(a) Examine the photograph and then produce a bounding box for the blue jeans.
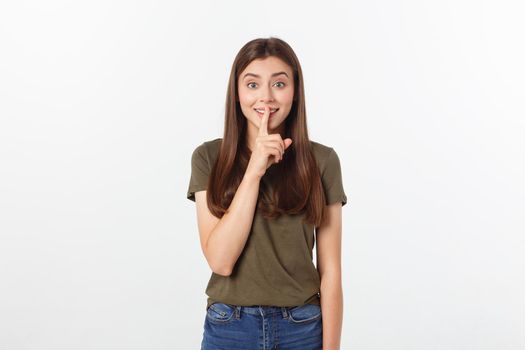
[201,302,323,350]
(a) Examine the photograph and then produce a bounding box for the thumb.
[283,138,293,150]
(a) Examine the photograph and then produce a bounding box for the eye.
[247,81,286,89]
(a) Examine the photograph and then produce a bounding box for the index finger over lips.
[258,106,270,137]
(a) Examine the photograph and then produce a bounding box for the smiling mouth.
[254,108,279,116]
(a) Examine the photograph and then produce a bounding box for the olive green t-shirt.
[187,138,348,310]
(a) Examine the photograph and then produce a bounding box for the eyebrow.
[242,71,289,80]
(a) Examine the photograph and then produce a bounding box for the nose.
[258,84,274,103]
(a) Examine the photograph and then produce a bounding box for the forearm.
[206,171,261,275]
[320,275,343,350]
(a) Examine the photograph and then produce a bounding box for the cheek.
[277,88,294,105]
[237,94,255,119]
[238,89,255,107]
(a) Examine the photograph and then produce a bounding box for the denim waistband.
[212,303,321,319]
[238,305,291,316]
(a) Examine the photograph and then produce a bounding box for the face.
[237,56,295,142]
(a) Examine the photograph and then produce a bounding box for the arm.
[316,202,344,350]
[193,108,288,277]
[195,171,262,276]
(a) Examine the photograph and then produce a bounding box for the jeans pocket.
[206,302,236,324]
[287,304,322,324]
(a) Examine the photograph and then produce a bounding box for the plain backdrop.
[0,0,524,349]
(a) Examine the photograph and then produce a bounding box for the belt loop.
[281,306,288,319]
[235,305,241,319]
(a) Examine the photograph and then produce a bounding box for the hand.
[246,106,293,179]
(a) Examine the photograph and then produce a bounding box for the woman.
[187,37,348,350]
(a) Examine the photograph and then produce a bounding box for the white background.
[1,0,524,349]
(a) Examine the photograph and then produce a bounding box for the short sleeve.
[186,143,210,202]
[321,148,348,207]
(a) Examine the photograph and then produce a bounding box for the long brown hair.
[207,37,326,227]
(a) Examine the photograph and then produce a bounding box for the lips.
[254,108,279,117]
[254,109,278,118]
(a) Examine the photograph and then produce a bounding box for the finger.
[258,106,270,137]
[271,148,281,163]
[270,139,284,158]
[262,141,283,160]
[268,135,285,155]
[267,144,283,161]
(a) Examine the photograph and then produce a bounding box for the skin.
[194,55,344,350]
[237,56,294,152]
[238,60,343,349]
[317,201,344,350]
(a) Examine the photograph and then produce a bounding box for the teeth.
[255,108,278,113]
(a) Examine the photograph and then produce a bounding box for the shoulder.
[309,140,340,174]
[204,137,222,149]
[190,138,222,172]
[309,140,335,159]
[192,137,222,158]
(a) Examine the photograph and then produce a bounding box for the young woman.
[187,37,348,350]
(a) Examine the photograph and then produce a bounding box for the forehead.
[240,56,293,78]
